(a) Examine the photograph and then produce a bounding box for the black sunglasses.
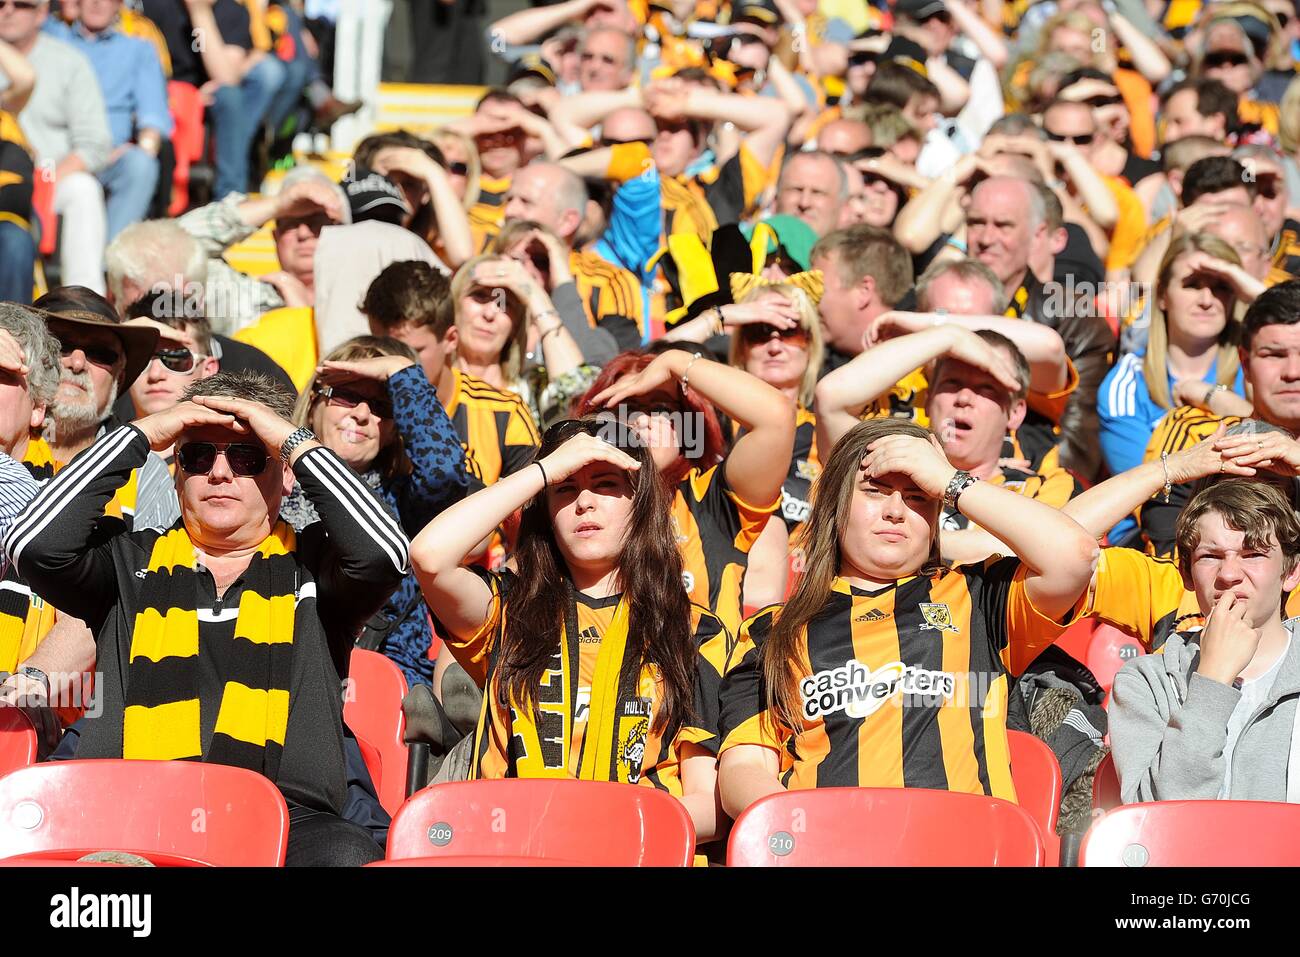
[60,342,122,368]
[152,347,200,374]
[0,1,39,10]
[1204,50,1250,69]
[446,161,469,176]
[1082,94,1124,109]
[920,10,952,23]
[313,383,394,419]
[1046,130,1095,145]
[177,442,269,477]
[741,323,808,344]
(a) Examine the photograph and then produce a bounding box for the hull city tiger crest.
[918,602,958,632]
[616,698,652,784]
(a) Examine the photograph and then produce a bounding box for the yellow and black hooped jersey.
[1237,97,1280,137]
[779,406,820,533]
[1271,218,1300,282]
[0,110,33,234]
[671,461,778,640]
[734,406,820,533]
[454,570,730,795]
[569,248,645,346]
[1000,0,1035,34]
[685,142,775,229]
[1136,405,1243,555]
[468,174,510,252]
[1161,0,1203,39]
[718,560,1081,798]
[444,368,541,491]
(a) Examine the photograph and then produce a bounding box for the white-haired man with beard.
[30,286,177,532]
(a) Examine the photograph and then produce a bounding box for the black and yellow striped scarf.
[124,523,298,776]
[475,587,654,783]
[1004,282,1031,319]
[19,435,55,482]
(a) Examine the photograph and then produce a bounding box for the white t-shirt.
[1219,634,1290,799]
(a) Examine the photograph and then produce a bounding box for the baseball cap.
[343,168,412,225]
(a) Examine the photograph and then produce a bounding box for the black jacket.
[6,426,409,813]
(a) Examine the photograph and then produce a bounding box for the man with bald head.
[578,26,634,92]
[1204,204,1273,287]
[775,151,848,239]
[965,175,1115,478]
[502,160,643,347]
[601,107,657,146]
[816,119,873,158]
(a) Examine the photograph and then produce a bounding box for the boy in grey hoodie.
[1109,480,1300,803]
[1050,419,1300,803]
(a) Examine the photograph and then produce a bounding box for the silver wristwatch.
[280,426,316,465]
[16,666,49,698]
[942,470,979,512]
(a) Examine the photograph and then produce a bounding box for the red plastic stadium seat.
[1053,617,1094,664]
[0,760,289,866]
[0,709,38,777]
[345,648,409,816]
[1081,800,1300,866]
[1092,751,1122,812]
[727,787,1046,866]
[1086,623,1147,694]
[167,80,206,215]
[386,779,695,866]
[366,854,582,867]
[1007,730,1062,864]
[30,171,55,257]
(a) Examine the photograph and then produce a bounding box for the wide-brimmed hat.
[33,305,160,388]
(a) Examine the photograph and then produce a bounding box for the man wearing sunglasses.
[151,166,349,335]
[1042,98,1146,280]
[0,304,87,754]
[6,371,409,865]
[1,0,112,292]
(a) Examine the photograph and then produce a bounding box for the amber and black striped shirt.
[670,461,778,640]
[569,248,644,349]
[444,368,541,491]
[450,569,730,796]
[719,559,1077,799]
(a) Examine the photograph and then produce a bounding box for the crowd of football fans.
[0,0,1299,864]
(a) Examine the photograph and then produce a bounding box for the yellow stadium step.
[372,82,487,135]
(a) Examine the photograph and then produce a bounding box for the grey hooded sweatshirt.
[1109,619,1300,803]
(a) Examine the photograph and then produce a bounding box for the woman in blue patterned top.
[287,336,467,686]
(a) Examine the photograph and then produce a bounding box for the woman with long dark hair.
[411,419,728,840]
[717,417,1099,816]
[576,347,796,637]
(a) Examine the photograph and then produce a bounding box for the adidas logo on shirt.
[854,608,891,623]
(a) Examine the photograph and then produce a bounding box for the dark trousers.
[286,803,383,867]
[0,220,35,303]
[408,0,485,84]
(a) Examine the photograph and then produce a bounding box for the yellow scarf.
[123,523,297,772]
[480,593,654,783]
